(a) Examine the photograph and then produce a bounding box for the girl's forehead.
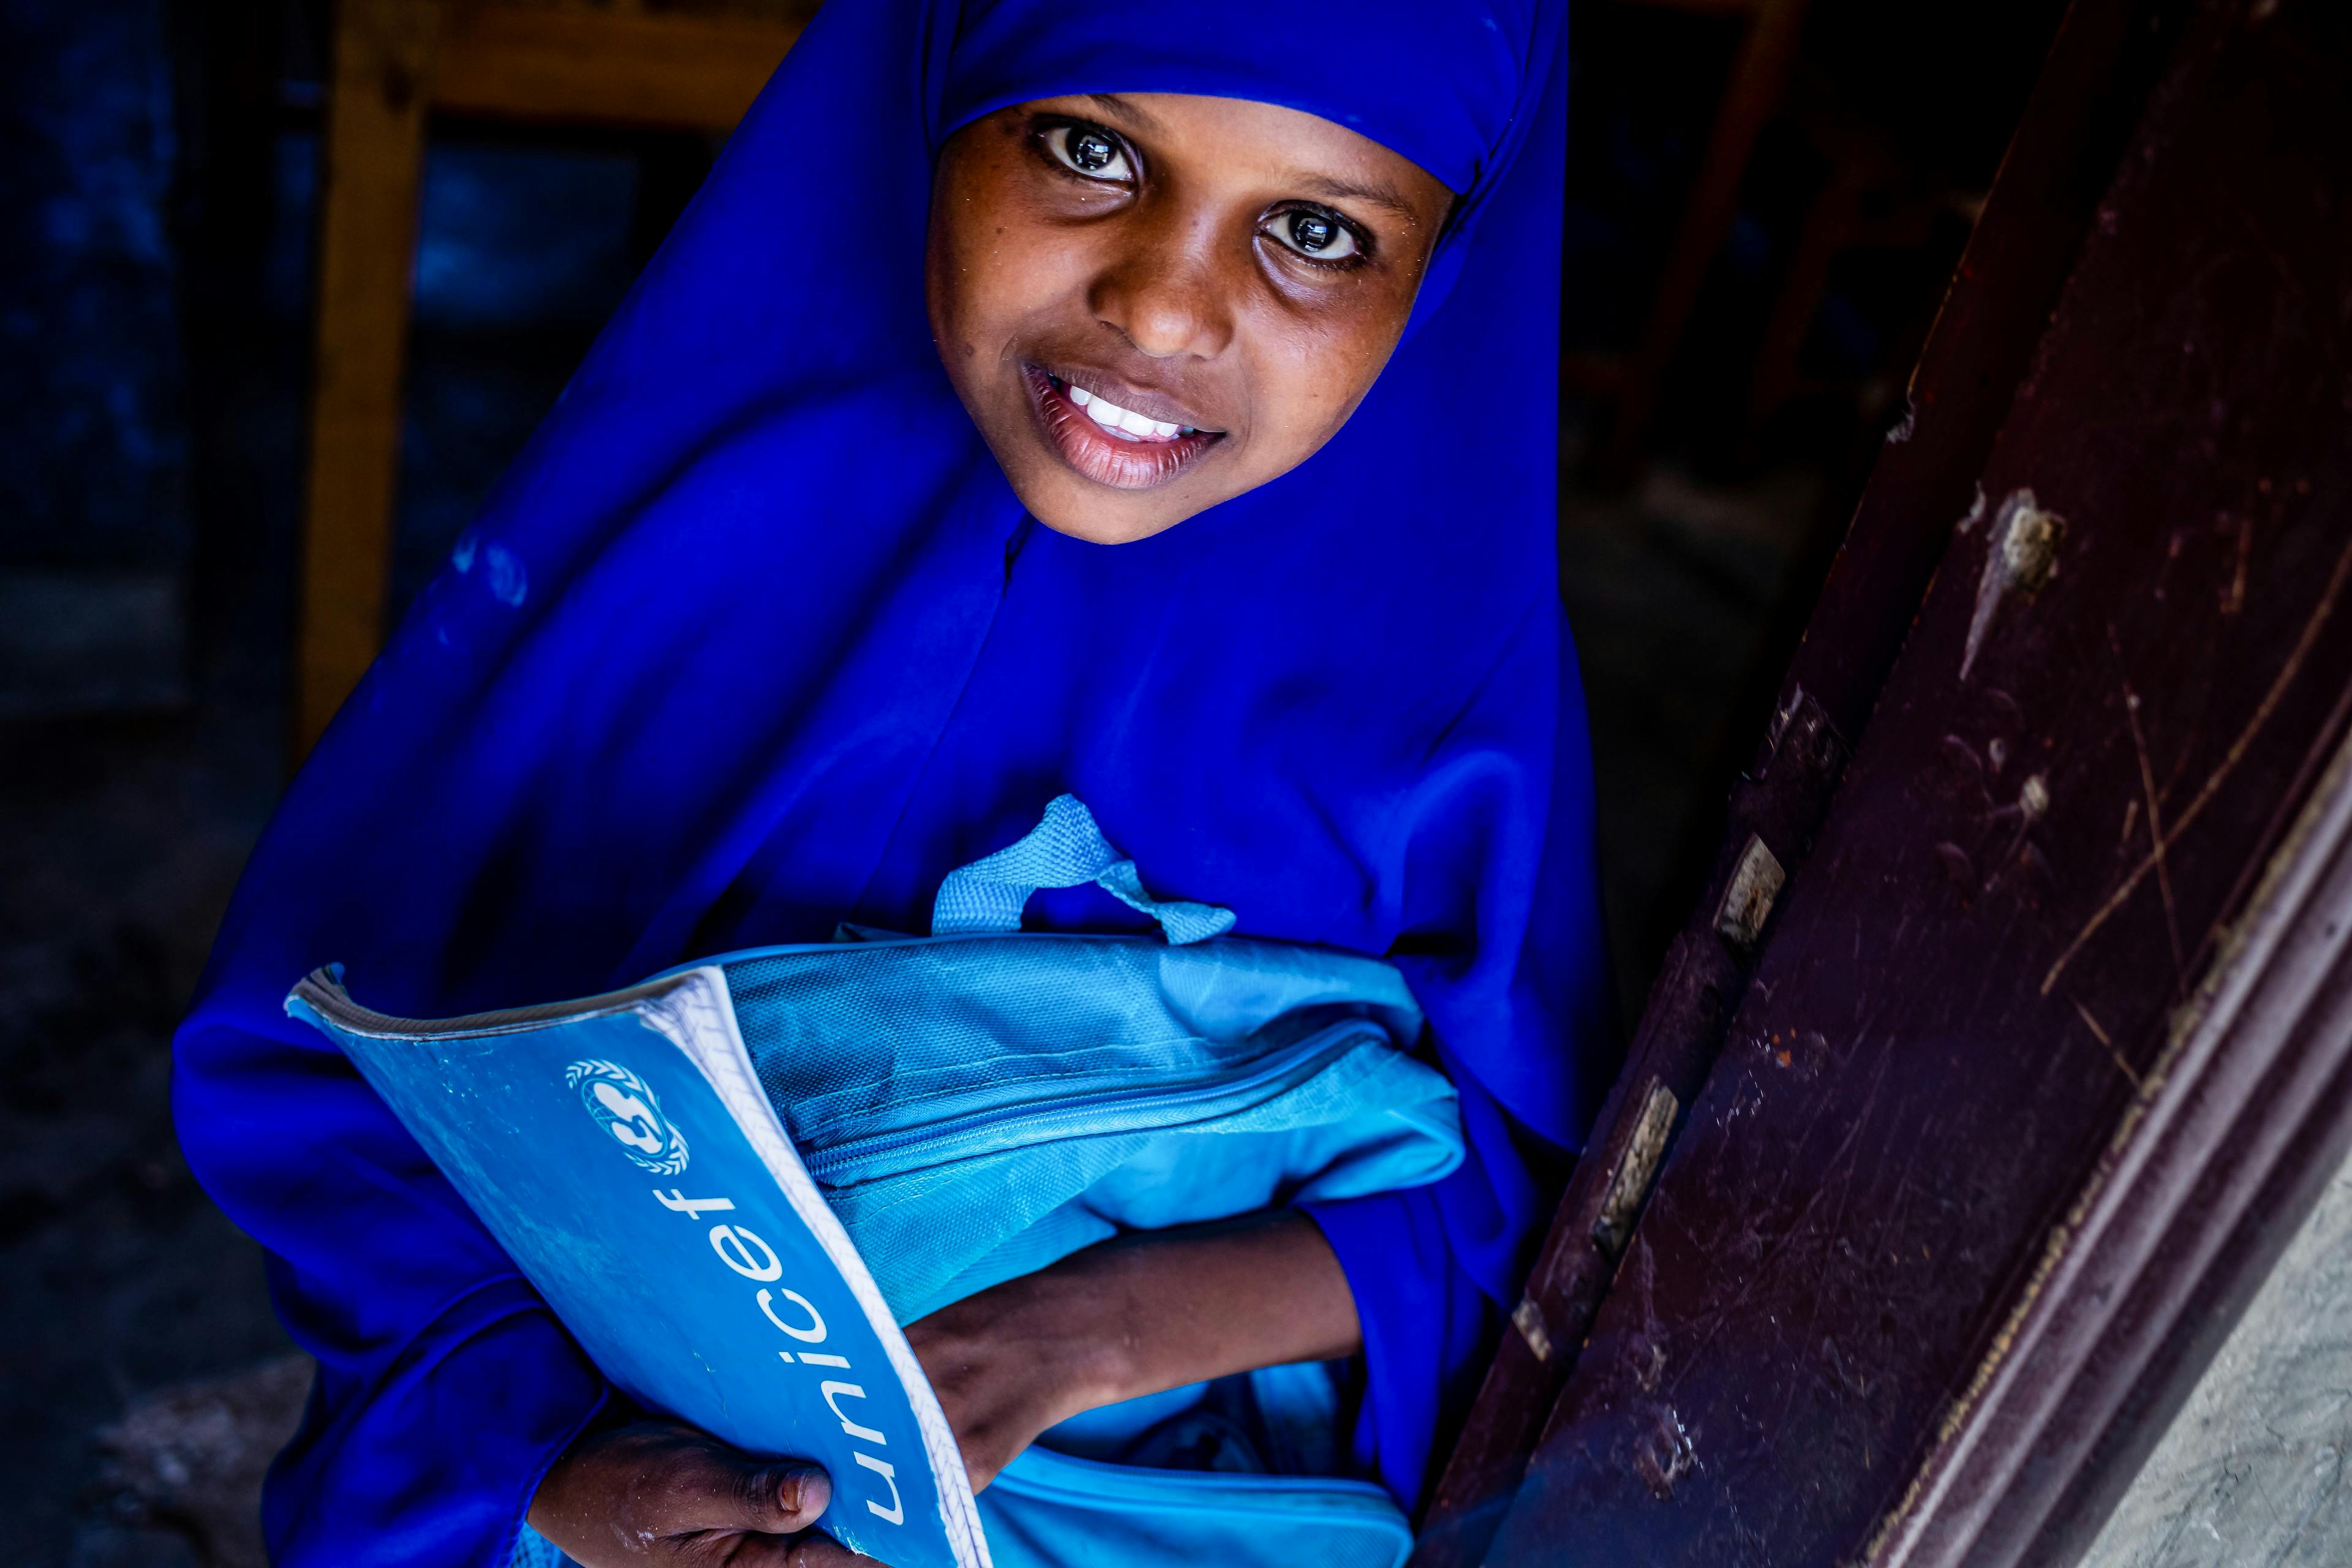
[940,1,1540,196]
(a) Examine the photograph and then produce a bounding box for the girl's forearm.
[903,1207,1360,1489]
[1063,1208,1362,1403]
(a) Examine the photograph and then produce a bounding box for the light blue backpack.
[507,796,1463,1568]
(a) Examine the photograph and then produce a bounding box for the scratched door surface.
[1474,2,2352,1563]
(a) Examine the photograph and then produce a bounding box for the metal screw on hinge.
[1715,834,1787,952]
[1591,1079,1682,1258]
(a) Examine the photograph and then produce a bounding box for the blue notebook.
[290,963,988,1568]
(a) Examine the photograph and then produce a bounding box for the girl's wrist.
[1016,1246,1156,1418]
[927,1208,1361,1457]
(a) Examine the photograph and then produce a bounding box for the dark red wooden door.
[1428,2,2352,1562]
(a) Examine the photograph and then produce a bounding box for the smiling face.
[926,92,1455,545]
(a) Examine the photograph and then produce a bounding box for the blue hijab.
[173,1,1610,1560]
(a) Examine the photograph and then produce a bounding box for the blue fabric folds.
[930,794,1236,944]
[171,1,1615,1562]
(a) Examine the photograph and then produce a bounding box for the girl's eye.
[1046,124,1134,182]
[1268,208,1362,263]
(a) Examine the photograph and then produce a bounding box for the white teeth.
[1066,381,1191,441]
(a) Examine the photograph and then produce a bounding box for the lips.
[1023,364,1224,491]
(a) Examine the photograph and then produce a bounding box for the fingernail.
[780,1463,830,1514]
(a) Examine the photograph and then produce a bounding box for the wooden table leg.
[294,0,443,760]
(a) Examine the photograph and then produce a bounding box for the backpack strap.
[930,795,1237,946]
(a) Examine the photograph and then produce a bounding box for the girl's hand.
[906,1208,1361,1492]
[528,1421,863,1566]
[529,1209,1359,1561]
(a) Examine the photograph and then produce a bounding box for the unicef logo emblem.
[565,1060,690,1175]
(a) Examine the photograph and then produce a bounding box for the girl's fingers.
[771,1532,870,1567]
[716,1525,869,1567]
[662,1452,831,1537]
[748,1458,834,1535]
[529,1422,844,1567]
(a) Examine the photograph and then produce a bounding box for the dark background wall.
[0,1,2065,1561]
[2,0,192,714]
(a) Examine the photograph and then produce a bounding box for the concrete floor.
[2083,1156,2352,1567]
[1,703,295,1566]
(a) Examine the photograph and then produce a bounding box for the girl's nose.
[1088,207,1236,361]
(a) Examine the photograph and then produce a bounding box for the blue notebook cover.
[287,965,989,1568]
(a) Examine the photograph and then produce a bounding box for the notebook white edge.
[644,967,993,1568]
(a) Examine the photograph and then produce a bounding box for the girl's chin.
[1022,366,1224,492]
[1023,508,1190,546]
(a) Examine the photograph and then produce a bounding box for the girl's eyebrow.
[1292,173,1422,225]
[1085,93,1167,134]
[1080,94,1422,226]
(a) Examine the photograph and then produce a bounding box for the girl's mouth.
[1022,365,1224,491]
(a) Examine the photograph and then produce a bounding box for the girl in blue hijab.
[173,1,1613,1562]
